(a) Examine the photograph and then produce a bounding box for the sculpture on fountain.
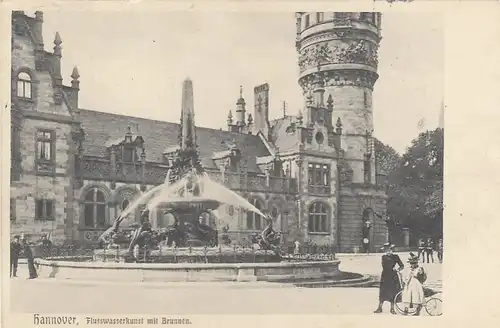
[251,213,282,254]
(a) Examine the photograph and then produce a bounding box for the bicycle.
[393,271,442,316]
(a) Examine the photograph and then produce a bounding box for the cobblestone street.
[10,253,442,315]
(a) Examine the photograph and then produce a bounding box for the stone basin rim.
[35,258,340,270]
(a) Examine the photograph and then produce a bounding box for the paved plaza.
[10,253,442,315]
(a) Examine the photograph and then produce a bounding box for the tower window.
[308,163,331,194]
[304,14,310,28]
[316,12,324,23]
[364,160,372,184]
[17,72,32,99]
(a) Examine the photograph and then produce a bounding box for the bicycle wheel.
[394,291,418,315]
[425,297,443,316]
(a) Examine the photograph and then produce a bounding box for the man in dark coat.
[374,243,404,314]
[23,239,38,279]
[10,235,21,277]
[417,238,426,261]
[425,238,435,263]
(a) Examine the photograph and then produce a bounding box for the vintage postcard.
[1,1,499,328]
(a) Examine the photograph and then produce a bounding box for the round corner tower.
[296,12,381,184]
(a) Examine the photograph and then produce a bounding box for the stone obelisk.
[180,78,197,151]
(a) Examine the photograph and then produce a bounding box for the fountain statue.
[251,213,282,254]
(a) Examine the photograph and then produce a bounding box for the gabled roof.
[78,109,271,172]
[268,116,301,153]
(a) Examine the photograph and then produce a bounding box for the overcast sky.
[38,11,443,153]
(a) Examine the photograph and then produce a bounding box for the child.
[402,253,426,315]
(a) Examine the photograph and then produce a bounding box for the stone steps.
[293,275,376,288]
[260,271,377,288]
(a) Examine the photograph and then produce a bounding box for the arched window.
[83,188,108,228]
[308,202,329,233]
[17,72,32,99]
[247,199,263,230]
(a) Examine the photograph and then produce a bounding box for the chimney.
[252,83,270,135]
[33,11,45,70]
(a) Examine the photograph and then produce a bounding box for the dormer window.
[17,72,32,99]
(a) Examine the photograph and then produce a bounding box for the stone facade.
[10,11,388,252]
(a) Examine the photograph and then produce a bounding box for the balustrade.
[79,157,296,193]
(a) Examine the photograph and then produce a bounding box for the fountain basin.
[34,258,341,283]
[93,246,282,263]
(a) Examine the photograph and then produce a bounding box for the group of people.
[375,243,428,316]
[418,237,443,263]
[10,235,38,279]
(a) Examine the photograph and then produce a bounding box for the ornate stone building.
[10,11,388,252]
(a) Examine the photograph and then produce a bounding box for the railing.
[79,157,297,194]
[28,243,336,263]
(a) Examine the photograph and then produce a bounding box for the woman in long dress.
[374,243,404,314]
[402,253,426,315]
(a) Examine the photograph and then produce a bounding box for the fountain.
[33,79,345,285]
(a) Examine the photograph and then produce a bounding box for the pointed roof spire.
[237,85,245,105]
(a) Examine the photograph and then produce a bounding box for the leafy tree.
[388,128,444,239]
[374,138,401,176]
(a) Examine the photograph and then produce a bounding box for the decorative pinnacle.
[54,32,62,46]
[327,94,334,107]
[71,66,80,80]
[336,117,342,128]
[239,85,243,98]
[228,110,233,118]
[35,11,44,21]
[247,113,253,124]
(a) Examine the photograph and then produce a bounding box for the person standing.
[374,243,404,314]
[23,239,38,279]
[40,234,53,258]
[402,253,426,316]
[437,239,443,263]
[10,235,21,277]
[425,238,435,263]
[417,238,426,262]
